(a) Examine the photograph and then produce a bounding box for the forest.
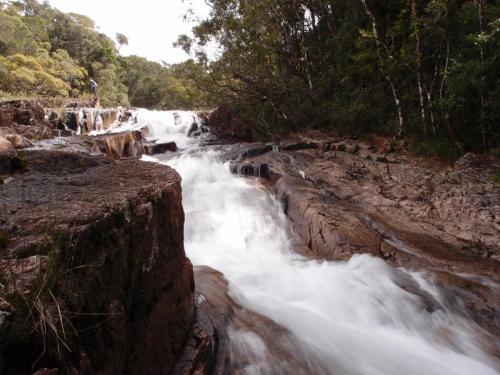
[179,0,500,155]
[0,0,211,109]
[1,0,499,155]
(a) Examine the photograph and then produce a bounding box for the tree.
[116,33,128,52]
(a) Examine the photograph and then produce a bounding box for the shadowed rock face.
[143,141,178,156]
[192,266,328,375]
[0,150,196,374]
[228,136,500,343]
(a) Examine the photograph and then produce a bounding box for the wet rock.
[62,108,123,134]
[28,131,144,160]
[188,122,201,137]
[281,140,320,151]
[0,150,196,374]
[172,303,217,375]
[193,266,328,374]
[0,298,13,330]
[231,162,270,178]
[143,141,178,155]
[84,130,144,159]
[32,369,59,375]
[228,133,500,340]
[240,144,274,159]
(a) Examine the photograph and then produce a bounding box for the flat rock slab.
[1,150,168,255]
[0,150,196,374]
[28,130,144,159]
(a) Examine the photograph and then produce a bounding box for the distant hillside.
[0,0,212,109]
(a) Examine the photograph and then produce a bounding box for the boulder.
[0,128,32,149]
[0,150,197,374]
[0,136,14,152]
[143,141,178,155]
[15,123,53,141]
[83,130,144,159]
[13,109,35,125]
[0,100,45,122]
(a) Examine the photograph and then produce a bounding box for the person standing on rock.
[89,79,98,97]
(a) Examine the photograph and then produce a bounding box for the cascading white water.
[134,110,499,375]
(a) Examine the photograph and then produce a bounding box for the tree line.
[1,0,498,155]
[0,0,211,109]
[179,0,500,154]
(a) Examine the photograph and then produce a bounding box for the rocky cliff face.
[0,150,199,374]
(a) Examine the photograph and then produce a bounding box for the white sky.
[46,0,211,64]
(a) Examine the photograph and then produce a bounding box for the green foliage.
[0,229,9,249]
[409,136,464,160]
[184,0,500,153]
[0,0,210,108]
[492,171,500,185]
[121,56,213,109]
[0,49,85,96]
[10,154,28,172]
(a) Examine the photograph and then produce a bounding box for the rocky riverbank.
[0,103,216,374]
[1,101,499,373]
[226,132,500,349]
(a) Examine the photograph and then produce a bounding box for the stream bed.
[135,110,499,375]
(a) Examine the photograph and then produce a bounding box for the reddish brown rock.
[144,141,178,155]
[84,130,144,159]
[229,134,500,341]
[0,127,33,149]
[191,266,326,374]
[0,150,196,374]
[0,135,14,152]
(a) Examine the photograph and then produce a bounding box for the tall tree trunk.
[410,0,428,135]
[477,0,487,151]
[361,0,405,137]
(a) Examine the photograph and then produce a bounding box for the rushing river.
[126,110,499,375]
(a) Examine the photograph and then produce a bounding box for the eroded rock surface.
[0,101,54,150]
[192,266,328,375]
[228,134,500,341]
[0,150,197,374]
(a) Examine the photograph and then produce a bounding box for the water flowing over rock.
[61,108,124,135]
[138,111,499,374]
[229,134,500,342]
[2,108,499,374]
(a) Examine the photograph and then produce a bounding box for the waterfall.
[136,110,498,375]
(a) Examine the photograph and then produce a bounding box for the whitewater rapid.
[131,110,498,375]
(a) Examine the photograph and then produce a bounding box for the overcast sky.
[46,0,211,64]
